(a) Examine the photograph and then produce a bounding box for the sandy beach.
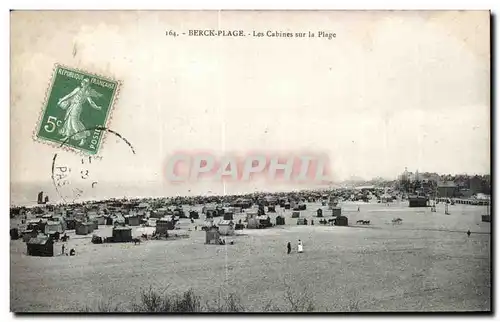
[10,201,491,312]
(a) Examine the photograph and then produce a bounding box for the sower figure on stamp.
[57,78,102,146]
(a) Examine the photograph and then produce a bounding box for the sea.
[10,180,333,207]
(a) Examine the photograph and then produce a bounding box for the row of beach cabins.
[11,193,350,255]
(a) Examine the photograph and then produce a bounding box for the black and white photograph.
[9,8,492,314]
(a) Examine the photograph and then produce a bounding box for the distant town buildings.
[398,168,490,197]
[437,181,458,198]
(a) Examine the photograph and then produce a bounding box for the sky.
[10,11,490,201]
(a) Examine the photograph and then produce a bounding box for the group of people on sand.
[287,240,304,254]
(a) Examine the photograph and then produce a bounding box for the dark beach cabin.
[205,227,221,245]
[112,226,132,242]
[27,235,54,257]
[223,212,234,221]
[275,215,285,225]
[334,216,348,226]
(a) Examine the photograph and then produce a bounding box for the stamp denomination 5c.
[35,65,120,155]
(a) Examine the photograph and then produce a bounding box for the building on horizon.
[437,181,458,198]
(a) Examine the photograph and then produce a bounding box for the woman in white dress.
[297,239,303,253]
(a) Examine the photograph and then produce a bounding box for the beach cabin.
[44,221,64,235]
[105,216,113,226]
[278,198,286,207]
[275,215,285,225]
[201,219,215,231]
[205,227,221,245]
[258,204,266,216]
[87,211,98,219]
[223,212,234,221]
[258,216,272,228]
[50,216,67,230]
[150,208,169,219]
[112,226,133,242]
[27,235,54,257]
[380,194,392,203]
[267,205,276,213]
[65,218,76,230]
[27,219,46,232]
[202,205,216,214]
[189,211,200,219]
[75,222,94,235]
[218,220,235,236]
[292,211,300,218]
[147,218,157,227]
[22,229,38,243]
[229,206,242,214]
[73,211,86,221]
[156,217,175,236]
[408,193,429,207]
[232,198,252,209]
[332,207,342,217]
[262,196,276,206]
[90,219,99,231]
[135,209,148,219]
[125,215,140,226]
[328,198,338,210]
[92,215,105,226]
[297,218,308,225]
[113,215,126,227]
[206,208,218,218]
[246,211,259,229]
[334,216,348,226]
[317,209,323,217]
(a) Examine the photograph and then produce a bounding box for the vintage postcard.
[10,11,491,313]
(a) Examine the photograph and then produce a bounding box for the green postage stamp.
[35,65,120,155]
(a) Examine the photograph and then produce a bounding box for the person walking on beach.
[297,240,303,253]
[287,242,291,254]
[61,244,65,256]
[467,229,471,237]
